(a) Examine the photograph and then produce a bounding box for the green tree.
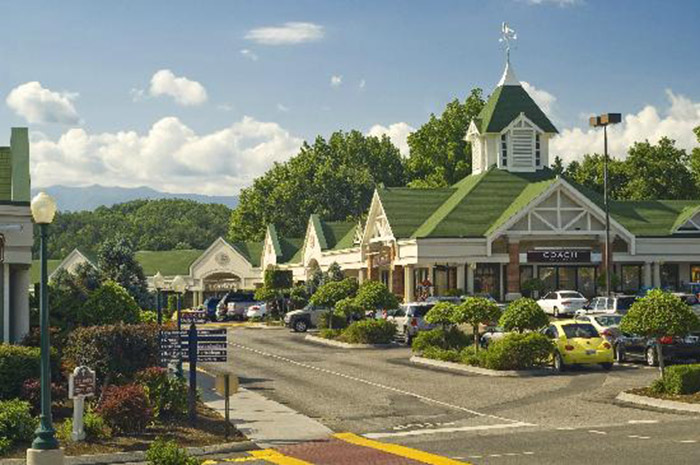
[354,281,398,312]
[452,297,501,352]
[424,302,457,329]
[499,298,549,333]
[78,280,141,326]
[620,289,699,375]
[228,131,405,241]
[563,153,629,200]
[334,297,361,320]
[405,89,485,187]
[551,156,565,176]
[326,262,344,283]
[289,284,309,310]
[98,237,151,308]
[310,278,358,308]
[685,126,700,192]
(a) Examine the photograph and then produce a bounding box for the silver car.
[387,302,436,345]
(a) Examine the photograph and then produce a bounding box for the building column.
[391,265,404,299]
[10,266,30,343]
[2,264,9,343]
[456,264,466,294]
[466,264,475,294]
[506,240,521,301]
[653,262,662,288]
[427,264,435,296]
[643,262,652,288]
[404,265,414,303]
[358,268,365,284]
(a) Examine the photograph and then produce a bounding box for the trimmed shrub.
[317,311,348,330]
[334,297,361,320]
[135,367,188,419]
[97,383,153,434]
[424,302,457,327]
[0,344,60,400]
[412,327,469,353]
[453,297,501,351]
[20,378,68,415]
[340,319,396,344]
[310,278,358,308]
[656,364,700,395]
[354,281,398,311]
[79,280,141,326]
[499,298,549,333]
[63,323,159,386]
[0,399,37,455]
[57,410,112,442]
[422,346,462,363]
[318,328,342,340]
[146,438,200,465]
[460,345,488,367]
[139,310,158,324]
[481,333,554,370]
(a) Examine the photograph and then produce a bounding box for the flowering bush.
[97,384,153,433]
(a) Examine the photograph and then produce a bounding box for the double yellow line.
[240,433,471,465]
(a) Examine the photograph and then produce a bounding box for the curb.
[0,441,257,465]
[616,391,700,414]
[245,324,285,330]
[305,334,397,349]
[409,355,552,377]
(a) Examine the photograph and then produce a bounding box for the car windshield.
[562,323,599,339]
[559,292,584,299]
[594,315,622,327]
[682,295,699,305]
[616,297,636,311]
[408,305,434,317]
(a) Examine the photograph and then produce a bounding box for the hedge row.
[652,364,700,395]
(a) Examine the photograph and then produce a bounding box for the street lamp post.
[28,192,63,465]
[171,275,187,379]
[153,271,165,325]
[589,113,622,297]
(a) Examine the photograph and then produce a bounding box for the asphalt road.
[208,327,700,464]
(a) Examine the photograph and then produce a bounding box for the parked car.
[542,320,614,372]
[574,313,623,342]
[202,297,221,321]
[613,332,700,366]
[480,325,506,348]
[672,293,700,317]
[580,295,637,315]
[215,291,257,321]
[284,304,330,332]
[537,291,588,317]
[386,302,436,345]
[246,302,268,320]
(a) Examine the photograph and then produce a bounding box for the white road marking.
[588,430,607,435]
[364,422,533,439]
[679,440,697,443]
[469,456,483,459]
[523,452,535,455]
[489,454,502,457]
[628,419,658,424]
[504,452,518,456]
[231,342,532,425]
[556,427,575,430]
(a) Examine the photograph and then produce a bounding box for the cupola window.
[500,133,508,167]
[535,134,541,167]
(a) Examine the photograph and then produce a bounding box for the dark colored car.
[614,332,700,366]
[203,297,221,321]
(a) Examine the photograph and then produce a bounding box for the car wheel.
[614,345,626,363]
[553,307,560,318]
[645,347,658,366]
[600,362,613,371]
[293,319,308,333]
[553,352,566,372]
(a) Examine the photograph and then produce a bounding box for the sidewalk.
[196,369,334,449]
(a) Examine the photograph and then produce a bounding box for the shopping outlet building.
[43,61,700,305]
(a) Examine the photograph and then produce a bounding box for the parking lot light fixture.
[29,192,62,458]
[153,271,165,324]
[589,113,622,297]
[172,275,188,378]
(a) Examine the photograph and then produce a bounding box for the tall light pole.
[171,275,188,379]
[153,271,165,325]
[28,192,63,465]
[589,113,622,297]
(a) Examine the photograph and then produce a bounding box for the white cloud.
[359,79,366,90]
[245,22,324,45]
[217,103,234,112]
[521,81,557,116]
[6,81,80,124]
[30,116,303,195]
[240,49,259,61]
[552,89,700,164]
[148,69,208,106]
[368,122,415,156]
[276,103,290,113]
[330,75,342,87]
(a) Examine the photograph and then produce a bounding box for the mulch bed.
[628,387,700,404]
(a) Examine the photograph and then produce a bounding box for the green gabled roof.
[608,200,700,237]
[230,241,264,267]
[135,249,204,276]
[377,187,455,239]
[279,237,304,264]
[332,223,359,251]
[477,85,558,134]
[309,214,328,250]
[266,224,282,257]
[420,168,557,238]
[320,220,355,250]
[0,147,11,201]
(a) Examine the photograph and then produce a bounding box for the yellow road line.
[250,449,314,465]
[334,432,472,465]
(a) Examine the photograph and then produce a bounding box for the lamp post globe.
[153,271,165,324]
[153,271,165,290]
[172,275,187,294]
[31,192,57,224]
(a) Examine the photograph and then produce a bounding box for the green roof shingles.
[320,220,355,250]
[135,249,203,276]
[609,200,700,237]
[477,85,558,134]
[280,238,304,264]
[0,148,11,201]
[377,188,454,239]
[331,223,359,251]
[230,241,264,267]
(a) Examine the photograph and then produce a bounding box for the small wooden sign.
[69,366,96,399]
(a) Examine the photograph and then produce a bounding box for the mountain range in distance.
[31,185,239,212]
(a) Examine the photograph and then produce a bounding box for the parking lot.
[213,327,700,464]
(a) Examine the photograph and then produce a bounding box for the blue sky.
[1,0,699,195]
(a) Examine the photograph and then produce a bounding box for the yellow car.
[543,320,614,372]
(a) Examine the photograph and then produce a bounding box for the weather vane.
[499,22,517,62]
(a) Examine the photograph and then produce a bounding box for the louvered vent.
[511,128,533,169]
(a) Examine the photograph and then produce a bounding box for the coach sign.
[526,249,591,263]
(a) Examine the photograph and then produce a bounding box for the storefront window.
[520,266,534,287]
[558,267,576,290]
[661,264,679,291]
[433,266,457,295]
[538,266,556,292]
[577,267,596,298]
[691,265,700,283]
[474,264,501,300]
[621,265,642,293]
[380,270,390,288]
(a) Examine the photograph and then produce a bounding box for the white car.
[386,302,436,345]
[246,303,267,319]
[574,313,622,342]
[537,291,588,317]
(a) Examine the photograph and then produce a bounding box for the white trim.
[188,236,256,275]
[360,190,396,248]
[49,249,97,281]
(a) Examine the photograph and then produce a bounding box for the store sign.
[69,366,96,399]
[526,249,591,263]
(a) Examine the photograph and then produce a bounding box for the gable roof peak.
[497,58,520,87]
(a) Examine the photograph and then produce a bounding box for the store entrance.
[538,265,597,297]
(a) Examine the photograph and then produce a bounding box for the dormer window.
[500,134,508,167]
[535,134,541,167]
